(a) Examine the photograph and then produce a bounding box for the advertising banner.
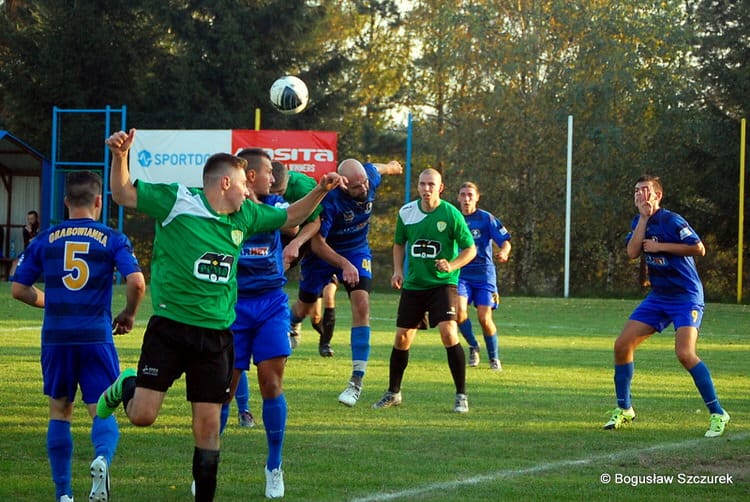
[129,129,337,186]
[232,130,337,181]
[130,130,231,187]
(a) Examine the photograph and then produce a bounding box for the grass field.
[0,282,748,501]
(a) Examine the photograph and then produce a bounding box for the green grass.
[0,282,748,501]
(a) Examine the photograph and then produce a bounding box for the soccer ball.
[269,76,309,115]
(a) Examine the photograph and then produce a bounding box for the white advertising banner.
[129,130,232,187]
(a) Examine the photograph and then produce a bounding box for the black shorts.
[396,285,458,329]
[299,276,371,304]
[136,316,233,403]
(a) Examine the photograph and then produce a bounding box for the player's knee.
[675,347,699,368]
[478,318,495,333]
[128,410,157,427]
[613,336,634,359]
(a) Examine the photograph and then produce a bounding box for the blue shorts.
[457,279,499,309]
[629,294,704,333]
[42,343,120,404]
[299,251,373,297]
[232,289,292,368]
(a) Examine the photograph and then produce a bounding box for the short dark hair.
[236,148,272,173]
[65,171,102,207]
[202,153,247,184]
[271,161,289,190]
[636,174,662,193]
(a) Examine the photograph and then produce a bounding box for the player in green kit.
[97,129,342,501]
[373,168,476,413]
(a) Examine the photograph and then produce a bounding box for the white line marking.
[349,432,749,502]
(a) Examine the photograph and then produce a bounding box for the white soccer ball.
[269,76,309,115]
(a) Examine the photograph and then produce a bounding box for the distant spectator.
[23,210,40,249]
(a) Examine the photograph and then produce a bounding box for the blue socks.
[235,370,250,412]
[615,360,725,415]
[90,415,119,465]
[219,402,230,435]
[614,362,634,410]
[689,361,724,415]
[263,394,287,470]
[220,371,252,434]
[48,419,73,499]
[458,319,479,348]
[351,326,371,380]
[484,333,499,360]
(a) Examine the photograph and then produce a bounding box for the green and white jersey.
[136,181,287,329]
[395,199,474,290]
[286,171,323,222]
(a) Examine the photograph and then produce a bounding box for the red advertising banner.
[231,130,337,181]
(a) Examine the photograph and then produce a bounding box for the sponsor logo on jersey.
[195,253,234,283]
[243,246,270,256]
[645,255,667,267]
[679,227,693,240]
[411,239,440,258]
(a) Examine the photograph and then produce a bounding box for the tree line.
[1,0,747,301]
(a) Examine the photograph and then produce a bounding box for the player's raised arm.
[285,172,344,227]
[105,129,138,208]
[373,160,403,175]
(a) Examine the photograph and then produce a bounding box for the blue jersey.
[13,218,141,346]
[235,194,288,296]
[628,208,703,303]
[459,209,511,285]
[318,162,381,254]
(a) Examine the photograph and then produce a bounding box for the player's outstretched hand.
[105,129,136,157]
[387,160,403,174]
[318,172,346,192]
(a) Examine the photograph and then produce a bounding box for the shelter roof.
[0,130,47,177]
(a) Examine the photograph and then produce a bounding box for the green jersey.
[395,199,474,290]
[136,181,287,329]
[286,171,323,222]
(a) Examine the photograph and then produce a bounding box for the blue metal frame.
[50,106,127,232]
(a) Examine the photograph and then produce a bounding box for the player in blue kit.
[603,175,730,437]
[224,148,297,498]
[11,171,146,502]
[289,158,402,407]
[455,182,511,370]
